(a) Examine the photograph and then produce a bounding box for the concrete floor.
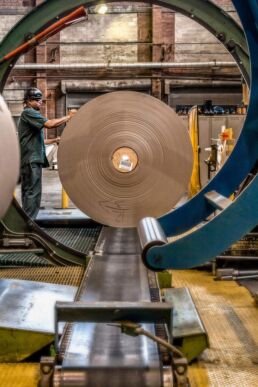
[15,168,90,220]
[16,168,74,209]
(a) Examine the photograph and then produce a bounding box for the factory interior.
[0,0,258,386]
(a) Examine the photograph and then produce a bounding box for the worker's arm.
[44,115,70,129]
[44,109,77,129]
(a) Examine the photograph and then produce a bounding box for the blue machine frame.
[153,0,258,269]
[0,0,257,269]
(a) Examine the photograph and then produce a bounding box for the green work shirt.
[18,107,49,168]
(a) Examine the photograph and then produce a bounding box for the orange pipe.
[0,6,87,64]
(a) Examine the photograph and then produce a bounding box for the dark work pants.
[21,162,42,220]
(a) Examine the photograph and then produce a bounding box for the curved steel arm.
[1,199,88,266]
[159,0,257,236]
[145,0,258,269]
[146,175,258,269]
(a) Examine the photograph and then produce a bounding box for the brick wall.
[0,0,24,8]
[0,0,241,117]
[0,15,24,44]
[152,6,175,62]
[60,14,138,63]
[175,14,233,62]
[137,12,152,62]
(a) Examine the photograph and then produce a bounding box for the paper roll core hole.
[112,146,138,173]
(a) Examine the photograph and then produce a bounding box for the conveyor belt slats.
[60,228,162,387]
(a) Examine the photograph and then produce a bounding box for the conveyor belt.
[59,228,162,387]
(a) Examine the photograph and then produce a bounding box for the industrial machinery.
[0,1,257,386]
[0,0,257,269]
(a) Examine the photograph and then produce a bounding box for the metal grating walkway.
[0,266,84,286]
[172,270,258,387]
[43,226,101,254]
[224,232,258,257]
[0,226,101,267]
[0,252,49,267]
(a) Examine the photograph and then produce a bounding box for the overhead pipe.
[60,80,151,94]
[167,79,241,86]
[14,61,237,70]
[0,6,87,64]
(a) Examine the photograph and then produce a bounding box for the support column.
[35,0,47,118]
[152,5,175,102]
[137,9,152,62]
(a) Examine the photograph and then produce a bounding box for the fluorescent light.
[96,4,108,14]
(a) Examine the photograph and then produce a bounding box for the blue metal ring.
[147,0,258,269]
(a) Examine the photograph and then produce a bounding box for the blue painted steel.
[147,0,258,269]
[159,0,258,236]
[147,176,258,269]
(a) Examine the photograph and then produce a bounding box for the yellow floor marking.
[0,363,39,387]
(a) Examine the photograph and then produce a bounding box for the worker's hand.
[55,136,61,144]
[68,109,77,118]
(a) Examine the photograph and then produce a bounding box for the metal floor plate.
[0,278,77,333]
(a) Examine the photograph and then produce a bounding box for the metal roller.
[138,217,167,268]
[0,95,20,219]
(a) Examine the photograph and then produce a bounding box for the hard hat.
[24,87,43,101]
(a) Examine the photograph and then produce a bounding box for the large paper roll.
[58,91,193,227]
[0,95,20,219]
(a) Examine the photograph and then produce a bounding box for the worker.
[44,136,61,169]
[18,87,74,219]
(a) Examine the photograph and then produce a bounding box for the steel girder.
[0,0,257,269]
